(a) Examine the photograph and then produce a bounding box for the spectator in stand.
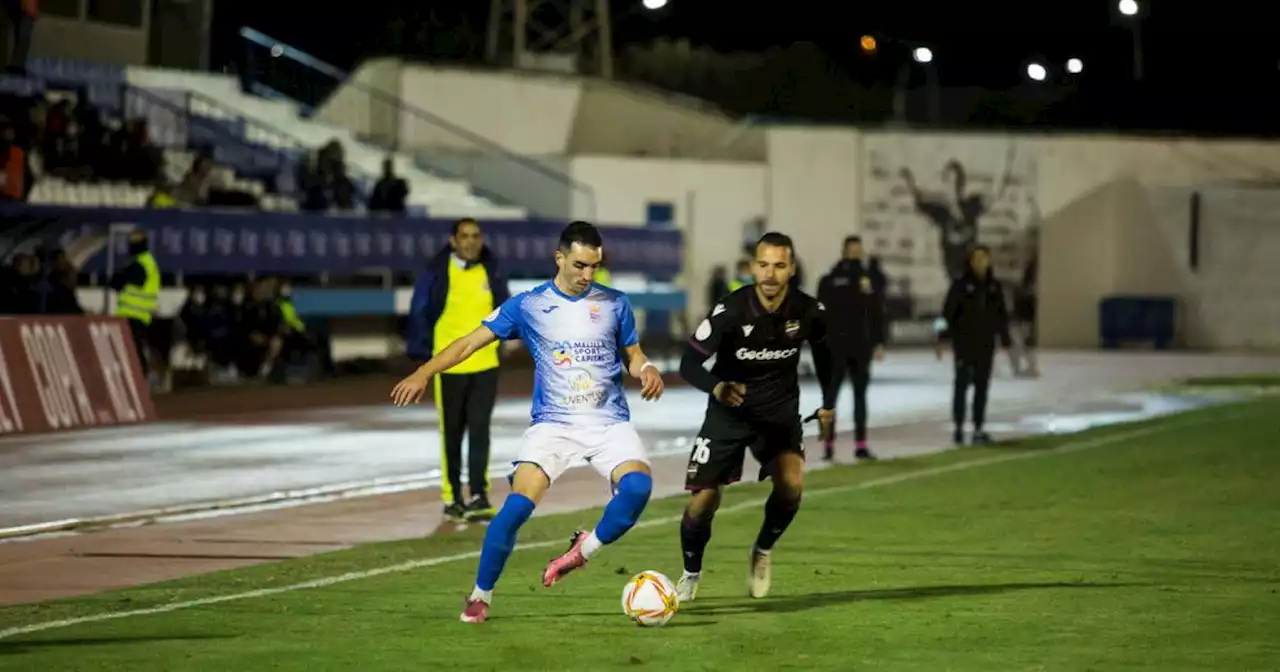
[296,150,328,212]
[3,0,37,76]
[2,252,39,314]
[368,158,408,213]
[34,247,82,315]
[317,139,355,211]
[146,177,178,208]
[74,90,108,177]
[40,99,72,174]
[175,154,220,206]
[0,117,25,201]
[106,119,161,184]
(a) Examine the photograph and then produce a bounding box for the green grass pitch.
[2,395,1278,670]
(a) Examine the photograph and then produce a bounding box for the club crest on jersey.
[860,277,872,293]
[785,320,800,338]
[589,303,602,323]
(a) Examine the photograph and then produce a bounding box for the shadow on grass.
[1,633,236,654]
[688,580,1148,616]
[510,580,1147,622]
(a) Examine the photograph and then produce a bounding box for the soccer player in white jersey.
[391,221,665,624]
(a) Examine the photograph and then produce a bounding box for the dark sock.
[679,512,713,574]
[754,490,801,552]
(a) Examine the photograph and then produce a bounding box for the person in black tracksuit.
[816,236,887,461]
[942,245,1013,445]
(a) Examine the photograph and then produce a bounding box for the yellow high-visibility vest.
[114,252,160,325]
[278,299,306,333]
[595,268,612,287]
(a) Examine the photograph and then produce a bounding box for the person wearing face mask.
[816,235,887,462]
[110,230,161,375]
[942,245,1014,445]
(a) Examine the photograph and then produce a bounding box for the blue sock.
[474,493,536,591]
[594,472,653,545]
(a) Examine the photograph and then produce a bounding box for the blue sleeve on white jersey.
[616,293,640,348]
[482,293,526,340]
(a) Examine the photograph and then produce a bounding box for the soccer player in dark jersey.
[675,232,837,602]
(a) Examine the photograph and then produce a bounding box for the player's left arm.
[617,295,663,400]
[807,299,839,411]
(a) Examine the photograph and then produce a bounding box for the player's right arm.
[679,298,746,407]
[391,294,524,406]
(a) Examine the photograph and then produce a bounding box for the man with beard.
[675,231,837,602]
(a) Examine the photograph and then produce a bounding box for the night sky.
[212,0,1279,131]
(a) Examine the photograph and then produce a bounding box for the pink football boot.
[542,530,590,587]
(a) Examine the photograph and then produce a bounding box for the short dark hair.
[451,217,480,236]
[843,235,862,247]
[558,220,603,252]
[755,231,794,256]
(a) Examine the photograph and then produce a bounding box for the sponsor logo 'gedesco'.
[735,347,799,361]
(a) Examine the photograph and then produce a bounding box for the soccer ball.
[620,570,678,627]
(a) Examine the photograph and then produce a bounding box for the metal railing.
[238,27,596,219]
[175,88,377,195]
[120,85,297,189]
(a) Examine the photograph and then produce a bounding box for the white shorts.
[514,422,649,484]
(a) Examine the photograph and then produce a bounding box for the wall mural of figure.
[861,135,1040,319]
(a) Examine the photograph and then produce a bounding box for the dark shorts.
[685,403,804,490]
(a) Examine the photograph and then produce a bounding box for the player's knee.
[774,477,803,505]
[614,471,653,512]
[686,488,721,522]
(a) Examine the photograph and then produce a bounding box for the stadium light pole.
[491,0,666,79]
[1118,0,1143,82]
[893,46,941,125]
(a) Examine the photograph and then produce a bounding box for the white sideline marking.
[0,417,1221,641]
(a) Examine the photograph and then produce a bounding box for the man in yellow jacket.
[407,218,511,523]
[110,230,161,376]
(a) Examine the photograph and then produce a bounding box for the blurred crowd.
[0,89,165,203]
[0,249,326,389]
[174,276,325,386]
[0,245,82,314]
[295,140,410,214]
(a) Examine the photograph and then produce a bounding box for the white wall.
[762,127,1280,321]
[568,156,767,319]
[766,127,864,292]
[316,61,765,161]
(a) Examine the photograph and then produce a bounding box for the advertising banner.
[0,316,158,437]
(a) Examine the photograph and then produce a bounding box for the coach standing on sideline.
[816,235,886,462]
[407,218,511,524]
[942,245,1013,446]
